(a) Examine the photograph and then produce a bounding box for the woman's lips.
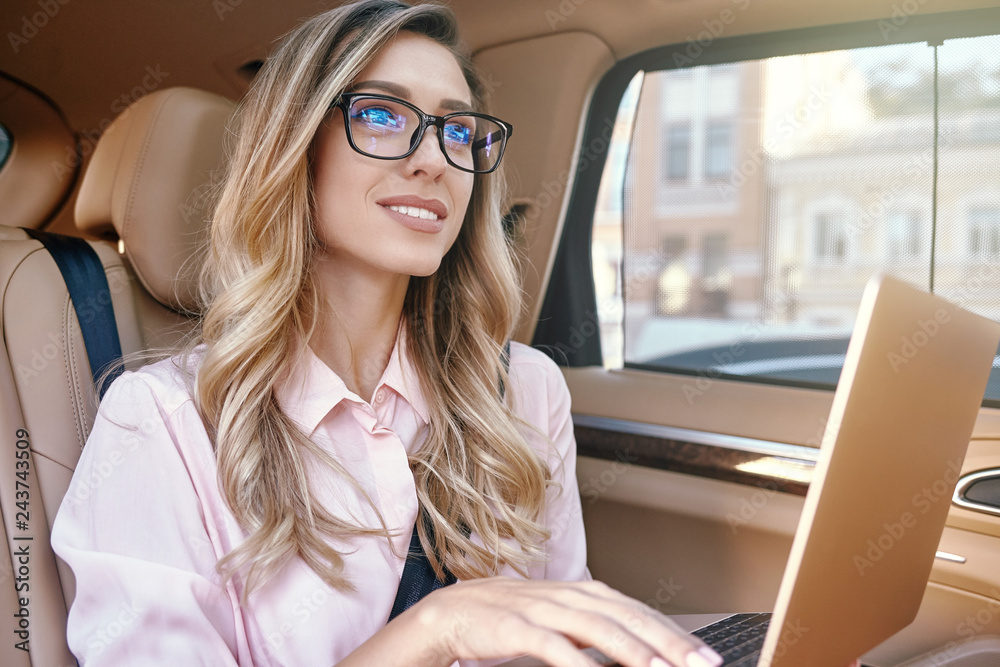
[376,195,448,233]
[380,204,445,233]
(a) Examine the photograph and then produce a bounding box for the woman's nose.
[406,124,449,176]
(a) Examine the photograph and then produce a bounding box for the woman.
[51,2,729,666]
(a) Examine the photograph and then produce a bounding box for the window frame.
[532,5,1000,406]
[0,124,12,172]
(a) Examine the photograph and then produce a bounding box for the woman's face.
[311,32,476,281]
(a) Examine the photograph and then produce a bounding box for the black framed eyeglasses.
[330,93,513,174]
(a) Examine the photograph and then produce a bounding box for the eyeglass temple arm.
[471,129,507,151]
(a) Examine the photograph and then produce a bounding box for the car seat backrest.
[0,87,235,666]
[76,86,236,349]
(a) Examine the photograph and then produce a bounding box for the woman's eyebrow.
[350,79,409,97]
[349,79,474,112]
[439,98,474,113]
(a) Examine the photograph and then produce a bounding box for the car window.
[0,123,11,172]
[551,14,1000,403]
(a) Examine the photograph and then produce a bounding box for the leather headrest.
[76,87,235,313]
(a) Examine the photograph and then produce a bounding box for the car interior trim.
[573,414,817,495]
[952,469,1000,517]
[933,551,968,564]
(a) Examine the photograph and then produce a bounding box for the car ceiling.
[0,0,997,135]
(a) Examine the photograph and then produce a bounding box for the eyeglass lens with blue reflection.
[332,93,513,174]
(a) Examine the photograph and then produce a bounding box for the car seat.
[0,87,234,666]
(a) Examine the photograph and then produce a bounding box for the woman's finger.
[447,604,605,667]
[513,622,606,667]
[411,578,718,667]
[516,603,664,667]
[527,580,722,667]
[440,578,722,667]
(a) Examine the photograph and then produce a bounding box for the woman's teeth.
[386,205,440,220]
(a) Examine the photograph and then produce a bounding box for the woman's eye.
[353,106,403,130]
[443,122,473,146]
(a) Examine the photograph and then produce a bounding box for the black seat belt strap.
[388,516,457,622]
[388,340,511,622]
[23,229,123,399]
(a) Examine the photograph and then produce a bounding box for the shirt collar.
[274,320,430,436]
[379,322,430,424]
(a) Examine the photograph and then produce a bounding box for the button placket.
[363,410,417,555]
[373,386,397,427]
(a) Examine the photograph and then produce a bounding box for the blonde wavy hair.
[189,0,553,601]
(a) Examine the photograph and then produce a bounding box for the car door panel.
[567,369,1000,663]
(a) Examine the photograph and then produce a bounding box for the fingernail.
[686,646,724,667]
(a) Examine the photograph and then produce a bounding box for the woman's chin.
[402,258,446,278]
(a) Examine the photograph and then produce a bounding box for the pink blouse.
[51,330,589,666]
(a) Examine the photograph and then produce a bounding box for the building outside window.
[886,210,921,260]
[704,123,733,179]
[664,124,691,180]
[814,211,849,263]
[968,207,1000,260]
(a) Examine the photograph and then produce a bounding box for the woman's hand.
[339,576,864,667]
[407,577,723,667]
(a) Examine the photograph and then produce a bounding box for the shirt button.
[375,390,386,404]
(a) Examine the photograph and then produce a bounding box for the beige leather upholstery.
[0,87,234,665]
[76,87,234,313]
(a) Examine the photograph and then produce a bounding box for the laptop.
[500,274,1000,667]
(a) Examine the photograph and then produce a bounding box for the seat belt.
[388,340,511,622]
[23,229,123,399]
[388,515,459,622]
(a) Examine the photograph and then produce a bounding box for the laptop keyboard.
[691,612,772,666]
[603,612,771,667]
[604,612,874,667]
